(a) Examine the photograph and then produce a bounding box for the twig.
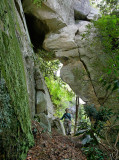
[114,132,119,148]
[99,142,111,153]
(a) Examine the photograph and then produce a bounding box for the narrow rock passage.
[26,121,87,160]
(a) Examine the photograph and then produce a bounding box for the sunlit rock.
[55,48,79,58]
[43,25,78,51]
[73,0,99,20]
[35,67,54,118]
[23,0,74,32]
[60,61,100,106]
[73,0,91,20]
[87,7,100,20]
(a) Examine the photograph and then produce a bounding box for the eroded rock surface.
[23,0,118,111]
[35,67,54,118]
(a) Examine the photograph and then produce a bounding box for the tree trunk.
[74,96,79,134]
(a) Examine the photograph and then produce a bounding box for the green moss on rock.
[0,0,34,159]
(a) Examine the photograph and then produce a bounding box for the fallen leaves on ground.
[26,121,87,160]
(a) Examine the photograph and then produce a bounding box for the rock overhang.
[22,0,99,50]
[22,0,114,107]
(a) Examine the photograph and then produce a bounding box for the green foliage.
[96,107,112,122]
[45,76,74,117]
[35,54,60,78]
[94,15,119,54]
[82,144,107,160]
[84,104,98,120]
[76,104,119,159]
[84,105,112,130]
[75,105,115,159]
[76,104,91,131]
[84,104,112,121]
[77,119,90,130]
[96,0,119,14]
[37,49,56,60]
[0,0,34,159]
[34,51,75,117]
[93,14,119,96]
[83,13,119,97]
[33,0,46,7]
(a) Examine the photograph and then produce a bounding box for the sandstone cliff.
[22,0,118,110]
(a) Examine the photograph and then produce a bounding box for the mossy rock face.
[0,0,34,159]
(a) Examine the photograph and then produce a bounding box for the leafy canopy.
[45,76,74,117]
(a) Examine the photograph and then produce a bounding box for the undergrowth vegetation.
[75,104,119,160]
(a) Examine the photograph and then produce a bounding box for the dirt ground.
[26,121,87,160]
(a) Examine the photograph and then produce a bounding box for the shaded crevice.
[74,11,88,21]
[59,57,70,66]
[25,14,49,51]
[14,0,25,30]
[36,89,45,94]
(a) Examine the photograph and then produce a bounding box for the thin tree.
[74,96,79,134]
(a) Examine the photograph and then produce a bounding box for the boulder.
[36,113,51,132]
[23,0,74,32]
[73,0,99,21]
[73,0,91,20]
[36,91,48,114]
[55,48,79,58]
[35,67,54,118]
[60,61,100,106]
[87,7,100,20]
[51,118,65,135]
[43,25,78,51]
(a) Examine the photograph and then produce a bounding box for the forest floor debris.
[26,121,87,160]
